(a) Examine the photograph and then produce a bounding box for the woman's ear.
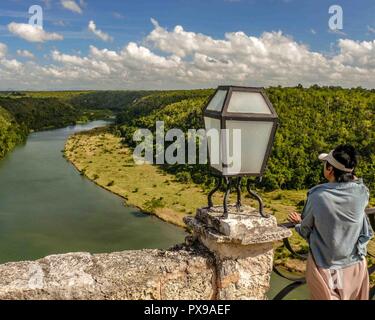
[327,166,334,178]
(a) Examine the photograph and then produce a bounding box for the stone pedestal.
[184,205,292,300]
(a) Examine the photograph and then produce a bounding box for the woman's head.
[319,144,358,182]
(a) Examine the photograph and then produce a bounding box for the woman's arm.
[357,214,374,257]
[294,197,314,241]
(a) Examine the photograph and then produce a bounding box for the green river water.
[0,121,308,300]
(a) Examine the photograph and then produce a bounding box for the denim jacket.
[295,178,374,269]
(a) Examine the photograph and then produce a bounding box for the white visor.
[318,150,354,173]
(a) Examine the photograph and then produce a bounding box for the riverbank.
[64,127,308,227]
[64,127,375,278]
[65,127,211,228]
[63,128,307,272]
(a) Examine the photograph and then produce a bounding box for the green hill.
[0,97,80,131]
[70,91,154,112]
[0,107,27,159]
[117,86,375,195]
[0,87,373,195]
[0,90,156,159]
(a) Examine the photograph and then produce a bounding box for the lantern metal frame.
[204,86,279,218]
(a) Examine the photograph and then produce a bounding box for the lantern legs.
[235,177,242,212]
[207,175,222,209]
[246,179,268,218]
[207,176,235,218]
[223,177,232,218]
[207,176,269,219]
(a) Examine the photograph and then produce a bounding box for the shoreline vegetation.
[64,126,374,278]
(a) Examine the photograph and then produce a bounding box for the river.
[0,120,308,300]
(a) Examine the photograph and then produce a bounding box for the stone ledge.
[0,245,216,300]
[184,205,292,245]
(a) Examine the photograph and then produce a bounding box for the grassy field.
[64,127,375,277]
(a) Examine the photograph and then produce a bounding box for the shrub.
[143,197,166,212]
[107,180,115,187]
[176,172,190,183]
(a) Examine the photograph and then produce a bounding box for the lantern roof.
[204,86,278,121]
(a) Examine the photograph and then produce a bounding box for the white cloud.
[52,50,86,65]
[8,23,63,42]
[0,43,7,58]
[1,58,23,71]
[60,0,82,14]
[146,18,232,58]
[51,50,112,75]
[334,39,375,68]
[0,43,23,73]
[17,49,35,59]
[2,20,375,90]
[88,21,113,42]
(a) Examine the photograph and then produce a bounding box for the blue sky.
[0,0,375,90]
[2,0,375,55]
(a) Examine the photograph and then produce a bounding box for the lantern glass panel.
[227,91,271,114]
[206,90,227,112]
[224,120,274,175]
[204,116,222,173]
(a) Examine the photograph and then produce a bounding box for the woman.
[288,144,373,300]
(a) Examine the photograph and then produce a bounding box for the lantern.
[203,86,278,217]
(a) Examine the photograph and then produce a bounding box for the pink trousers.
[306,254,369,300]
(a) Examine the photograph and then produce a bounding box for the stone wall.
[0,244,216,300]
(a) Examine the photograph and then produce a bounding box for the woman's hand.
[288,212,302,225]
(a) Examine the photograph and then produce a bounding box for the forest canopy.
[116,86,375,195]
[0,87,373,196]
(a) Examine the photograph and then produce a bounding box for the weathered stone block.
[0,246,216,300]
[184,205,292,300]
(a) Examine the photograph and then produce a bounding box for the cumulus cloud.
[0,43,23,73]
[1,58,23,72]
[0,43,7,59]
[17,50,35,59]
[51,49,112,75]
[60,0,82,14]
[334,39,375,68]
[8,23,63,42]
[2,20,375,90]
[88,21,113,42]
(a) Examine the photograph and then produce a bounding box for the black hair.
[325,144,358,182]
